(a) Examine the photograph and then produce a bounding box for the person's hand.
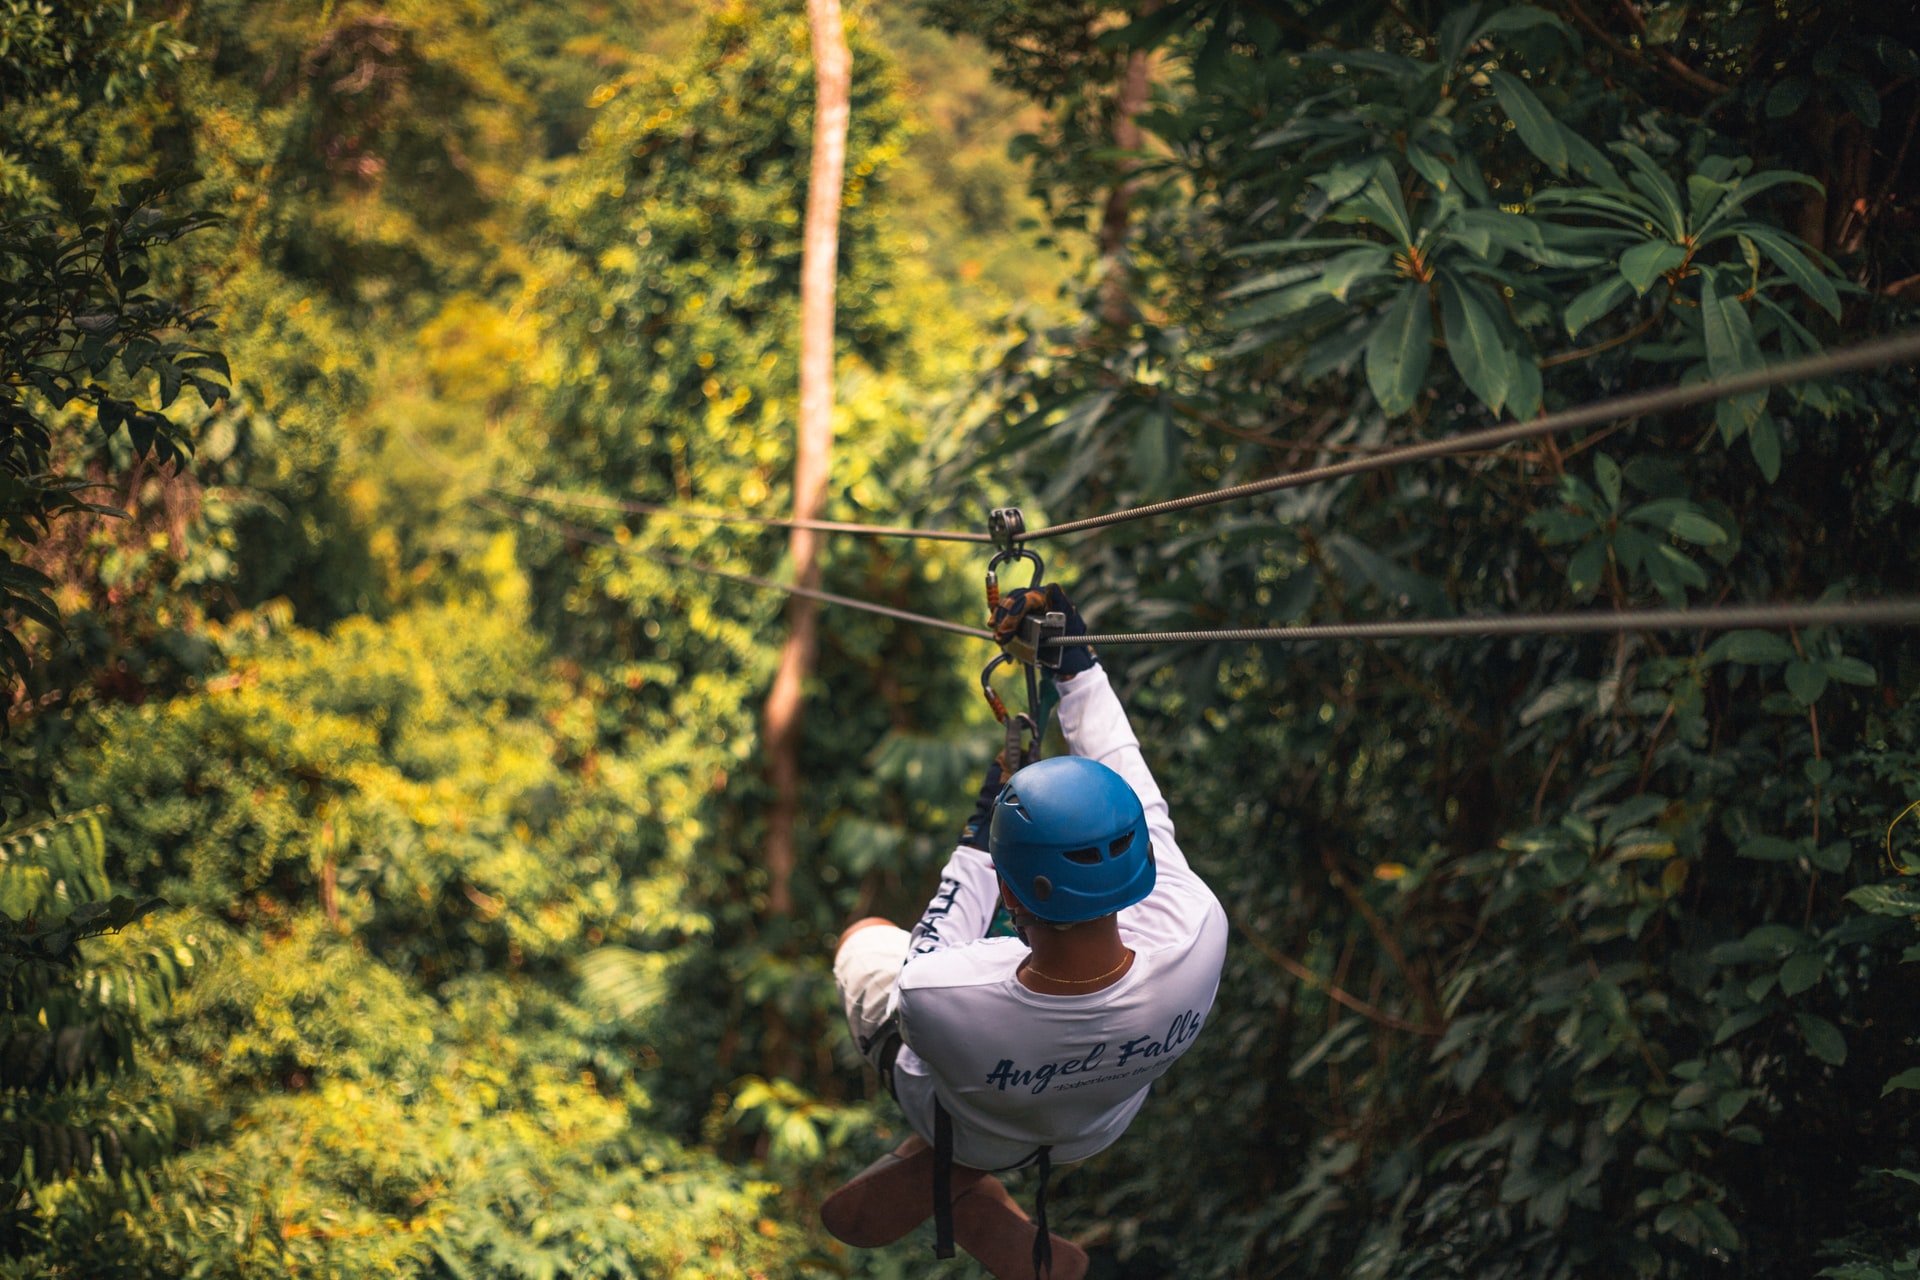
[989,581,1095,678]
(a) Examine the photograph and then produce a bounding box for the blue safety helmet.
[989,756,1155,922]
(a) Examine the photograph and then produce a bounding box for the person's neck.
[1019,917,1132,994]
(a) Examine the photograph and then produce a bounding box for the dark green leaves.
[1439,271,1511,413]
[1700,270,1768,448]
[1490,71,1569,173]
[1796,1013,1847,1065]
[1366,281,1432,416]
[0,170,226,745]
[1620,241,1687,294]
[1529,461,1727,603]
[1565,275,1632,337]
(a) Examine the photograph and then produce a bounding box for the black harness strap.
[871,1028,903,1101]
[1031,1146,1054,1278]
[932,1100,955,1259]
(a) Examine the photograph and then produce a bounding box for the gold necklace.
[1022,949,1134,987]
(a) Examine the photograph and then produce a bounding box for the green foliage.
[927,1,1920,1276]
[0,808,185,1261]
[0,171,228,734]
[0,0,190,104]
[18,0,1920,1276]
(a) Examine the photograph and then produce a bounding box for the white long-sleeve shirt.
[889,665,1229,1170]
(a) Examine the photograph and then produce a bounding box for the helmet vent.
[1061,846,1100,865]
[1108,831,1135,858]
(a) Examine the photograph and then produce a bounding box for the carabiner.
[980,652,1013,724]
[981,505,1049,771]
[1004,710,1040,774]
[984,546,1044,616]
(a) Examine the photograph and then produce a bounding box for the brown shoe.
[819,1136,990,1248]
[952,1174,1089,1280]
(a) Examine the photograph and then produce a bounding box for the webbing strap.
[932,1101,955,1259]
[1031,1146,1054,1278]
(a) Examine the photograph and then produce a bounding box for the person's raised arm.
[993,583,1185,874]
[906,754,1007,956]
[997,582,1219,952]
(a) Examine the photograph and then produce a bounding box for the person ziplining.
[821,576,1228,1279]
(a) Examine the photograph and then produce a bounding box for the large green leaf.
[1319,245,1395,301]
[1619,241,1687,294]
[1345,166,1416,247]
[1613,143,1687,240]
[1736,227,1842,320]
[1438,271,1511,413]
[1796,1013,1847,1066]
[1700,271,1767,433]
[1565,275,1632,337]
[1453,209,1613,267]
[1748,411,1781,481]
[1489,71,1568,172]
[1406,144,1452,194]
[1365,281,1434,416]
[1224,281,1332,328]
[1703,630,1795,664]
[1694,171,1824,240]
[1219,260,1326,300]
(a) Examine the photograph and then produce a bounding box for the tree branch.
[1232,909,1442,1035]
[1555,0,1730,99]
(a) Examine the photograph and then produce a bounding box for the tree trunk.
[762,0,850,919]
[1095,37,1154,328]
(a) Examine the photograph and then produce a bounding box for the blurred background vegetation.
[0,0,1917,1277]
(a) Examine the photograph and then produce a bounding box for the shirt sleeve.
[1054,664,1221,950]
[907,842,1001,957]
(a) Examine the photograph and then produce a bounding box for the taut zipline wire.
[500,330,1920,548]
[1051,599,1920,647]
[496,483,990,543]
[483,495,1920,647]
[1019,329,1920,541]
[475,496,995,641]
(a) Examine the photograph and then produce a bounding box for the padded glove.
[988,581,1096,679]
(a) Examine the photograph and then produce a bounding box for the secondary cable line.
[497,483,991,544]
[482,495,1920,649]
[1020,329,1920,541]
[476,495,995,641]
[1047,598,1920,648]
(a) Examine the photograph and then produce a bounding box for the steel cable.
[1021,330,1920,541]
[484,495,1920,649]
[476,496,994,641]
[495,483,990,543]
[1049,598,1920,647]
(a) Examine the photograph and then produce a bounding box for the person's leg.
[952,1176,1090,1280]
[839,916,894,948]
[820,1137,991,1248]
[831,918,911,1072]
[827,920,1002,1247]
